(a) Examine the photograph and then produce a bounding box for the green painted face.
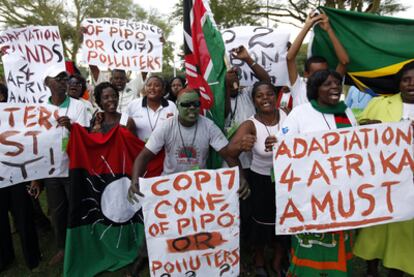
[177,91,201,124]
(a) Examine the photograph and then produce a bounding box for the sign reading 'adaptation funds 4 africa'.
[0,26,65,104]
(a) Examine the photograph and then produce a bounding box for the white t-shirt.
[224,87,256,127]
[277,102,357,138]
[146,115,228,175]
[402,103,414,121]
[127,97,177,141]
[50,96,91,174]
[96,72,144,113]
[224,86,255,168]
[289,76,308,108]
[79,97,95,118]
[248,110,288,176]
[120,113,129,126]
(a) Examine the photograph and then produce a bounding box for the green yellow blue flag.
[311,7,414,95]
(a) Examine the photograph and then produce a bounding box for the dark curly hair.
[304,56,328,73]
[251,81,277,100]
[146,75,165,89]
[306,69,342,101]
[94,82,119,110]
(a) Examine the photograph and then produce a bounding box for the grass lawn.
[1,194,413,277]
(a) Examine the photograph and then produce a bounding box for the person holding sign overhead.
[353,61,414,277]
[286,11,349,107]
[227,81,288,277]
[224,45,271,170]
[277,69,357,276]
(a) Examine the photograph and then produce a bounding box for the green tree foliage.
[0,0,174,72]
[171,0,263,28]
[172,0,407,28]
[251,0,407,27]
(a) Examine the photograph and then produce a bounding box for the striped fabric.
[334,113,352,129]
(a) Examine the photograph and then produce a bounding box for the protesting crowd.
[0,1,413,277]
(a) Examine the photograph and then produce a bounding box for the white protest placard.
[0,103,68,188]
[140,167,240,277]
[0,26,65,104]
[221,26,290,87]
[81,18,163,72]
[273,122,414,235]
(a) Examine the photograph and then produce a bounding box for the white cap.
[43,64,67,82]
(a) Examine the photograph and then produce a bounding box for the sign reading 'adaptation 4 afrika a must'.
[273,122,414,235]
[140,167,240,277]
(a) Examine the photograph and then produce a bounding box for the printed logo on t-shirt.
[176,146,199,165]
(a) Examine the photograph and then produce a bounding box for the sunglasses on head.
[179,101,201,108]
[54,75,69,82]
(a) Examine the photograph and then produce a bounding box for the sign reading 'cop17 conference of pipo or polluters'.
[221,26,290,87]
[273,121,414,235]
[81,18,163,72]
[140,167,240,277]
[0,26,65,104]
[0,103,68,188]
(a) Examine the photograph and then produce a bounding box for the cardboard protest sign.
[0,103,68,188]
[140,167,240,277]
[81,18,163,72]
[221,26,290,87]
[0,26,65,104]
[273,122,414,235]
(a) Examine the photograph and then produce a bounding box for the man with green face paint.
[128,88,251,200]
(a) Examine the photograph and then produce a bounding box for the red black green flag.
[311,7,414,95]
[64,124,163,277]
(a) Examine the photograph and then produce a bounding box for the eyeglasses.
[67,81,82,87]
[179,101,201,108]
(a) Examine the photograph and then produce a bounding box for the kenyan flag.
[184,0,227,168]
[183,0,227,129]
[64,124,163,277]
[311,7,414,95]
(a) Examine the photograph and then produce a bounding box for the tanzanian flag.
[183,0,227,169]
[311,7,414,95]
[64,124,163,277]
